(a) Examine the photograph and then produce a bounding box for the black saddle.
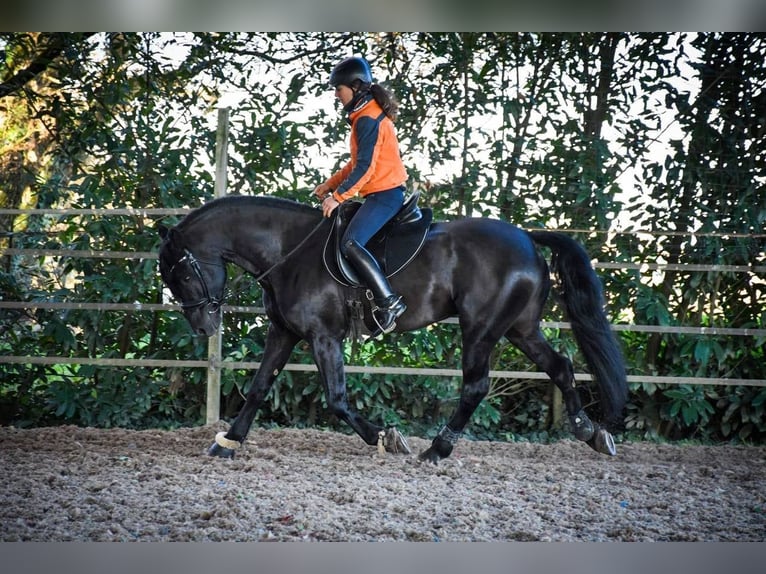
[323,192,433,287]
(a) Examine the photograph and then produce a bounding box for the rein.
[250,217,329,283]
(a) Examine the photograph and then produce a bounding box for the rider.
[314,56,408,334]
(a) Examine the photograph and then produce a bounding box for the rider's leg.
[341,186,406,333]
[343,239,406,333]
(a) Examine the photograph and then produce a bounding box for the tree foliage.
[1,33,764,442]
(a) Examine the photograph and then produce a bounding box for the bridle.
[168,249,225,314]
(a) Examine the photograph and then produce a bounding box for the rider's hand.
[322,195,339,218]
[313,183,331,200]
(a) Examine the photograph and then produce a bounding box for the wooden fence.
[2,207,765,425]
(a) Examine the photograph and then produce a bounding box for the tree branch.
[0,33,95,99]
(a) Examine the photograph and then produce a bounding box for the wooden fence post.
[206,107,229,425]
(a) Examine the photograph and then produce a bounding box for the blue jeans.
[341,186,405,252]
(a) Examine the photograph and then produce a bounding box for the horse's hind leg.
[506,328,602,446]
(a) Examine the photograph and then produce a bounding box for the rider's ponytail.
[349,78,400,122]
[369,83,399,122]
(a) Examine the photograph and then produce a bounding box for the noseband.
[169,249,224,314]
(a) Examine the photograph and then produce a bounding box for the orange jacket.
[326,96,408,203]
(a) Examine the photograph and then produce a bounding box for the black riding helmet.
[329,57,373,88]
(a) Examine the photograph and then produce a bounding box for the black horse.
[157,195,628,463]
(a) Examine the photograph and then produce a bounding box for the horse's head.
[157,224,226,337]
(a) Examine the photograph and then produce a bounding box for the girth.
[322,192,433,287]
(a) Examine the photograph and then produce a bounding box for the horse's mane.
[177,195,319,230]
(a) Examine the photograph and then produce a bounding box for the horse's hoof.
[587,428,617,456]
[384,427,411,454]
[570,410,595,441]
[417,447,441,465]
[208,442,236,459]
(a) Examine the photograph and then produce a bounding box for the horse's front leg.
[311,335,392,449]
[208,322,299,458]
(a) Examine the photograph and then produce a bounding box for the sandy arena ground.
[1,423,764,541]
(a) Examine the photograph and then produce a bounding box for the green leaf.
[693,340,711,366]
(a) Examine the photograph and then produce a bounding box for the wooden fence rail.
[2,300,765,337]
[2,354,764,388]
[3,246,764,275]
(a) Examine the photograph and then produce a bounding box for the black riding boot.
[344,240,407,334]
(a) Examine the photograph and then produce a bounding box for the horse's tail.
[528,230,628,431]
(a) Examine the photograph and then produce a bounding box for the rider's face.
[334,84,354,107]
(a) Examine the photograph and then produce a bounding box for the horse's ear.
[158,224,170,240]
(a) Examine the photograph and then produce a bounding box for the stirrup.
[366,291,406,335]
